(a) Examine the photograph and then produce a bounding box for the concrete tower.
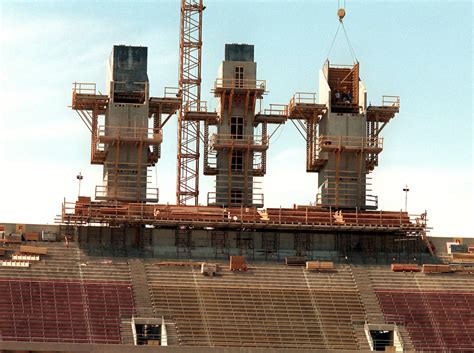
[72,45,180,204]
[316,61,399,209]
[102,45,151,202]
[206,44,267,207]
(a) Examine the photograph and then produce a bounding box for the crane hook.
[338,8,346,22]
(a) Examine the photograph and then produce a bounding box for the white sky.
[0,1,472,237]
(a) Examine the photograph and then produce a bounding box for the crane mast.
[177,0,204,205]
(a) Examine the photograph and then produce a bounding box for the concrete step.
[120,320,134,345]
[129,259,154,318]
[353,324,370,350]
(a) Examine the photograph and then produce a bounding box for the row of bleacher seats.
[365,266,474,292]
[366,265,474,352]
[376,289,474,352]
[0,243,139,345]
[146,264,365,350]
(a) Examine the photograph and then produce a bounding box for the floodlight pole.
[403,184,409,212]
[77,172,83,197]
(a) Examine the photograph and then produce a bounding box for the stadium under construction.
[0,1,473,353]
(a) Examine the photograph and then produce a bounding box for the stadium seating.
[146,264,365,349]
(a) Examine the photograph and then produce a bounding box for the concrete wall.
[428,236,474,255]
[0,222,59,235]
[318,113,367,208]
[107,45,148,96]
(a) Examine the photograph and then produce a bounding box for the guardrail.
[382,95,400,107]
[184,101,210,112]
[214,78,266,91]
[62,201,427,230]
[210,134,268,148]
[98,125,162,141]
[262,104,288,116]
[318,135,383,150]
[316,193,378,209]
[207,191,264,207]
[290,92,318,105]
[73,82,96,95]
[112,81,148,94]
[95,185,159,203]
[164,87,180,98]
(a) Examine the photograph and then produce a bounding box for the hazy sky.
[0,0,472,236]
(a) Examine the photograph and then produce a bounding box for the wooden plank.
[422,264,451,273]
[19,245,48,255]
[306,261,334,271]
[229,256,247,271]
[25,232,39,241]
[452,252,474,260]
[391,264,421,272]
[155,261,203,267]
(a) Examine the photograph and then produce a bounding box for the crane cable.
[326,0,358,63]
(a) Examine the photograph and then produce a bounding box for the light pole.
[76,173,83,197]
[403,184,409,212]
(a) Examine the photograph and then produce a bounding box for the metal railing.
[318,135,383,150]
[184,100,210,112]
[214,78,266,91]
[316,193,378,209]
[111,81,148,104]
[262,104,288,116]
[289,92,318,106]
[73,82,96,95]
[205,153,265,174]
[207,191,264,207]
[98,125,162,141]
[95,185,159,203]
[210,133,268,149]
[163,86,180,98]
[382,95,400,107]
[61,201,426,231]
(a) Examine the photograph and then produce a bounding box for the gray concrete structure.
[210,44,266,207]
[101,45,152,202]
[317,62,384,209]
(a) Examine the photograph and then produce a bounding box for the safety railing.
[329,63,356,69]
[207,191,264,207]
[382,95,400,107]
[95,185,159,203]
[112,81,148,94]
[111,81,148,104]
[289,92,318,106]
[163,86,180,98]
[262,104,288,116]
[72,82,97,95]
[98,125,162,142]
[214,78,266,91]
[184,100,210,112]
[317,135,383,150]
[61,201,426,230]
[316,193,378,210]
[210,133,268,149]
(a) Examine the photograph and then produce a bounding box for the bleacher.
[0,243,136,345]
[367,266,474,352]
[146,263,365,350]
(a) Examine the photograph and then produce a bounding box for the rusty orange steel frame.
[177,0,204,206]
[60,200,428,233]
